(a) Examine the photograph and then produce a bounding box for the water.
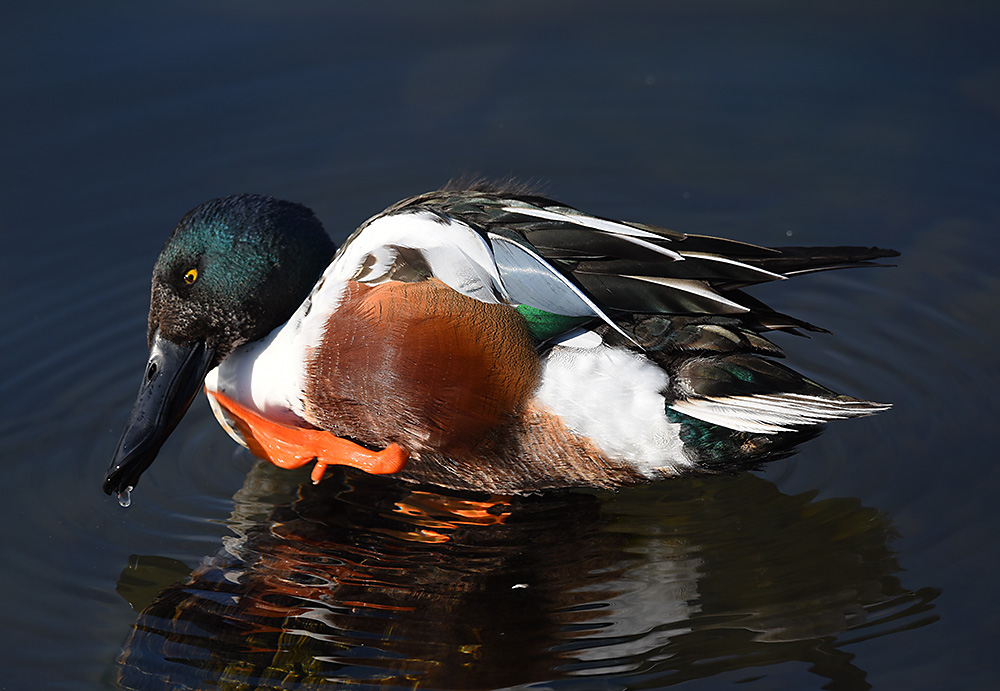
[2,1,999,689]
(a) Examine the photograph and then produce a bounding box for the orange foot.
[208,391,409,483]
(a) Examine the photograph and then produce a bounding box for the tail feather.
[745,245,899,277]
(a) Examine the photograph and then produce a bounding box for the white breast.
[203,275,351,425]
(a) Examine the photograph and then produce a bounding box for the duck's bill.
[103,332,216,496]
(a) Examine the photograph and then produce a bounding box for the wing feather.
[488,232,637,343]
[670,393,891,433]
[339,189,898,345]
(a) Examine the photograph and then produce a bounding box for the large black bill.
[103,332,216,496]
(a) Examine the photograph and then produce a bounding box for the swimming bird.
[104,182,897,499]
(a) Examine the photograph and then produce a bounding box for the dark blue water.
[2,2,998,689]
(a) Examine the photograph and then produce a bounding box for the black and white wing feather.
[335,186,896,341]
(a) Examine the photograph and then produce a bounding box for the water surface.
[2,2,998,689]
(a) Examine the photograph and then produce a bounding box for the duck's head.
[104,194,336,498]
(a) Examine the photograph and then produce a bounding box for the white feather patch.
[669,393,891,434]
[500,204,674,242]
[621,275,751,313]
[534,344,691,476]
[677,251,788,281]
[329,211,504,304]
[549,327,604,349]
[594,230,684,260]
[204,277,350,424]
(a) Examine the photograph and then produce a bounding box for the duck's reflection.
[113,463,938,690]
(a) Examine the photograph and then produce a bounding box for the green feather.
[515,304,590,341]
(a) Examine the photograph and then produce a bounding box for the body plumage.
[105,183,897,497]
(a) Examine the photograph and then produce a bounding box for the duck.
[104,181,897,500]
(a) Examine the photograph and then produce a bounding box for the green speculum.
[515,304,592,341]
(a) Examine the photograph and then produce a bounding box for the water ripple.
[96,467,939,690]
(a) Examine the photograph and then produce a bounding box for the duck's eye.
[183,268,198,285]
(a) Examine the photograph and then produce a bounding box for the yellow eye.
[183,268,198,285]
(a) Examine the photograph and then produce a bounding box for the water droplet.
[117,486,133,508]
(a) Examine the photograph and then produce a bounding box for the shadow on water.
[110,462,938,690]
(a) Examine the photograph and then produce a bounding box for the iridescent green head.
[105,194,336,498]
[150,194,335,363]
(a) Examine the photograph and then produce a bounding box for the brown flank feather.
[303,279,539,455]
[397,404,649,494]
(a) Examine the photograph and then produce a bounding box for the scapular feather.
[572,272,750,314]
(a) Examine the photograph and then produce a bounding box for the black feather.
[388,187,898,339]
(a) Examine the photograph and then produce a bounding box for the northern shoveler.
[104,182,897,500]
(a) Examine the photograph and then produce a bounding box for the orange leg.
[208,391,409,482]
